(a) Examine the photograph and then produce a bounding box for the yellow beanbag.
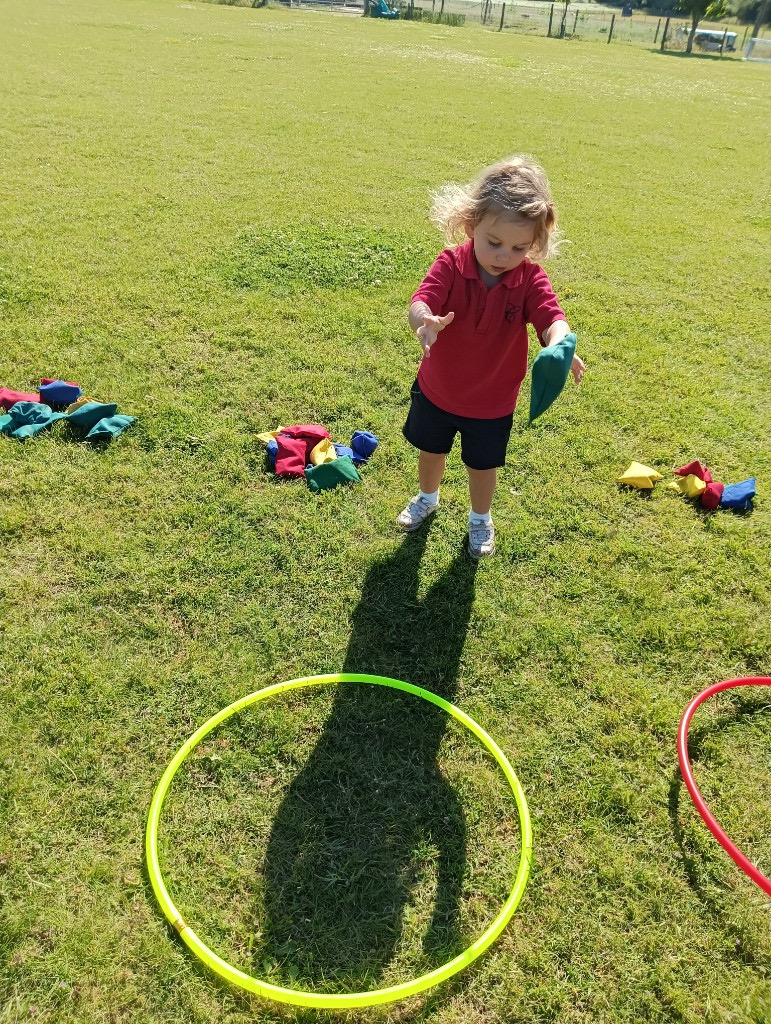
[668,474,707,497]
[256,426,287,444]
[309,438,337,466]
[618,462,663,490]
[66,396,98,414]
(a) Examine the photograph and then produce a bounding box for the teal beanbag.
[85,414,136,441]
[529,333,576,423]
[0,401,66,439]
[67,402,118,430]
[304,455,360,492]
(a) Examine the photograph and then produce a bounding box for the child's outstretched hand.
[571,353,586,384]
[417,311,454,358]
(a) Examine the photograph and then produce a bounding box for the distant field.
[1,2,769,1023]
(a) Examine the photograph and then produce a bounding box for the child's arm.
[409,301,454,359]
[410,250,455,358]
[524,265,585,383]
[543,320,585,383]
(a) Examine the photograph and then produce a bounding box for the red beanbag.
[701,481,725,510]
[0,388,39,410]
[274,436,307,477]
[675,461,712,484]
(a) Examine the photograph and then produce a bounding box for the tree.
[753,0,770,35]
[677,0,729,51]
[559,0,570,37]
[678,0,709,52]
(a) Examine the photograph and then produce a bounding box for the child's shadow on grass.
[260,527,478,989]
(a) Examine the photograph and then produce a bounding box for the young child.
[397,155,585,558]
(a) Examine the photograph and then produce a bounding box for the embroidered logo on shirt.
[504,304,521,323]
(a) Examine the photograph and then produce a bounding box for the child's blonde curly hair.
[430,155,561,261]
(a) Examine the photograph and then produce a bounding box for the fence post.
[660,15,670,49]
[499,2,505,29]
[720,27,727,52]
[653,16,661,43]
[547,3,554,35]
[607,12,615,41]
[573,9,578,33]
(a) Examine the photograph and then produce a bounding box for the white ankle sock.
[469,509,492,525]
[419,489,439,505]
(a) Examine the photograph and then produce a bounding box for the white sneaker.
[396,495,438,531]
[468,518,496,559]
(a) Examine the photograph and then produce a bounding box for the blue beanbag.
[719,478,755,512]
[39,381,82,408]
[351,430,378,464]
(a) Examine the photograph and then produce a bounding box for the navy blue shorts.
[402,379,513,471]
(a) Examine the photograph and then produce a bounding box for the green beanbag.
[304,455,360,493]
[529,333,576,423]
[85,414,136,441]
[66,402,118,430]
[0,401,66,439]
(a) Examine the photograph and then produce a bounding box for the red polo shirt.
[411,239,566,418]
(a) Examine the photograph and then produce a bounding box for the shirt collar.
[454,239,528,288]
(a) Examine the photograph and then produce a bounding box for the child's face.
[465,215,535,279]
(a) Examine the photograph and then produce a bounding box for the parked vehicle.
[675,26,738,51]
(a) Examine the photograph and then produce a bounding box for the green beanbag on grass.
[66,402,118,431]
[0,401,66,439]
[304,455,360,493]
[85,414,136,442]
[529,333,576,423]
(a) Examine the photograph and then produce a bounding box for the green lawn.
[1,1,770,1022]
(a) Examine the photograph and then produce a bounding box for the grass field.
[1,1,770,1022]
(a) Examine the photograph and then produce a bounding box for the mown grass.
[1,1,769,1022]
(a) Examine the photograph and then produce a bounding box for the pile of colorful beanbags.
[257,423,378,492]
[0,378,135,442]
[618,460,756,512]
[668,460,755,512]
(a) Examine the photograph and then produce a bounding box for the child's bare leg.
[419,451,446,494]
[466,466,496,516]
[396,451,446,531]
[465,466,497,557]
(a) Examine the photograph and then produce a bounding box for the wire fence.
[420,0,756,51]
[211,0,763,53]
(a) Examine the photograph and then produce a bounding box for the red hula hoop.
[677,676,771,898]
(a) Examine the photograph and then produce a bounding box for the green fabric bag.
[529,333,576,423]
[85,414,136,441]
[1,401,65,439]
[67,402,118,430]
[304,455,360,492]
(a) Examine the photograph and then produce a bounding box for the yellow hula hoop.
[145,673,533,1009]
